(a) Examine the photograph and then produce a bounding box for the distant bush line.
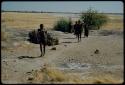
[1,10,123,15]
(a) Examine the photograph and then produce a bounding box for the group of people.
[36,20,89,57]
[73,20,89,42]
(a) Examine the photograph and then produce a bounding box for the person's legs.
[84,30,86,38]
[85,30,87,37]
[75,31,77,38]
[79,32,81,41]
[40,43,43,57]
[78,34,80,42]
[86,30,88,37]
[43,44,46,56]
[76,33,78,42]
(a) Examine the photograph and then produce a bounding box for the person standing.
[68,17,72,33]
[84,23,89,37]
[73,21,78,38]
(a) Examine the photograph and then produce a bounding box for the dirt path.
[1,30,123,84]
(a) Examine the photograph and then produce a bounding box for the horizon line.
[1,10,123,14]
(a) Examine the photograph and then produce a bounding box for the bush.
[81,8,108,30]
[47,33,59,46]
[53,18,71,32]
[28,30,59,46]
[28,30,39,44]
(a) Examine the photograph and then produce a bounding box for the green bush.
[53,18,71,32]
[81,8,108,30]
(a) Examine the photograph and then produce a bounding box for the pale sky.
[2,1,123,13]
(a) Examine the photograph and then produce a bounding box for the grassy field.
[102,14,123,30]
[1,12,123,30]
[1,12,59,29]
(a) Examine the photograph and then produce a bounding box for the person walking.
[37,24,47,57]
[74,21,78,38]
[77,20,83,42]
[74,20,83,42]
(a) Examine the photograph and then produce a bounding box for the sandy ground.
[1,12,124,84]
[1,29,123,84]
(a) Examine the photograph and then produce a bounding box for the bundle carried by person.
[28,26,59,46]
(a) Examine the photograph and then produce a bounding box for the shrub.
[47,33,59,46]
[81,8,108,30]
[53,18,71,32]
[28,30,59,46]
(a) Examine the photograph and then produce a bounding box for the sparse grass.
[102,21,123,30]
[2,12,59,29]
[1,31,7,41]
[1,24,8,41]
[101,14,123,30]
[31,66,123,84]
[85,74,123,84]
[2,12,123,30]
[33,67,68,83]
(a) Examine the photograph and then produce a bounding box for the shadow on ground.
[63,37,76,39]
[18,56,41,59]
[62,41,78,44]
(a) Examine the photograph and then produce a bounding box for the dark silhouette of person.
[68,21,72,33]
[74,21,78,38]
[84,23,89,37]
[68,17,72,33]
[77,20,83,42]
[74,20,83,42]
[37,24,47,57]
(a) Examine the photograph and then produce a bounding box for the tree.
[81,8,108,30]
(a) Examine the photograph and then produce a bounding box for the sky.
[1,1,123,13]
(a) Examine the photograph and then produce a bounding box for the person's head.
[40,24,44,30]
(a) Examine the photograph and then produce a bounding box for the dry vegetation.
[29,65,123,84]
[102,14,123,30]
[1,12,123,30]
[1,12,60,29]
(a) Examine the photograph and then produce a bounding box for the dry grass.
[32,66,69,83]
[1,24,8,41]
[1,24,12,50]
[30,65,123,84]
[1,12,123,30]
[2,12,59,29]
[1,31,7,41]
[102,14,123,30]
[102,22,123,30]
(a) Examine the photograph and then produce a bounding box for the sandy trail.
[1,30,123,84]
